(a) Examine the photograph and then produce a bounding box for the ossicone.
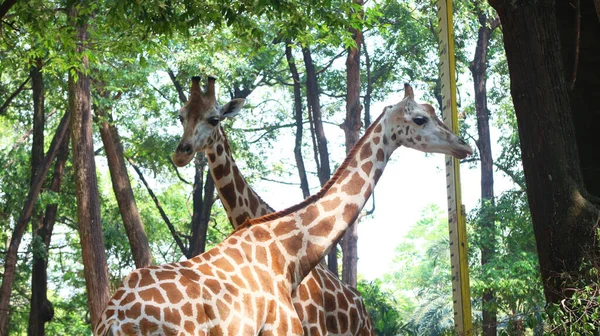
[205,76,216,101]
[404,83,414,99]
[190,76,202,93]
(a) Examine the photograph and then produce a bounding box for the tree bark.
[97,98,153,268]
[469,8,498,335]
[0,0,16,25]
[167,68,187,103]
[488,0,600,306]
[68,5,109,328]
[302,46,337,275]
[189,155,215,257]
[0,110,70,336]
[30,60,45,183]
[285,40,310,199]
[28,130,69,336]
[555,0,600,199]
[361,39,372,128]
[302,47,331,187]
[340,0,364,288]
[27,58,50,336]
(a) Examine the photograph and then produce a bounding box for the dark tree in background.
[488,0,600,310]
[302,46,338,276]
[96,90,153,268]
[68,5,109,328]
[469,4,500,334]
[340,0,364,288]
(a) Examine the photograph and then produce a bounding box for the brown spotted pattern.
[205,129,374,335]
[95,83,471,335]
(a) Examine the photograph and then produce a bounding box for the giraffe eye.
[207,117,220,127]
[413,117,428,126]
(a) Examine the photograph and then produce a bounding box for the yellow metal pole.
[436,0,473,335]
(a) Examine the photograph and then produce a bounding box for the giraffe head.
[385,84,473,159]
[172,76,245,167]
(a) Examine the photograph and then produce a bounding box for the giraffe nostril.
[177,143,193,155]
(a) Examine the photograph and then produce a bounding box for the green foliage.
[357,279,405,335]
[468,179,546,332]
[383,204,456,335]
[547,263,600,335]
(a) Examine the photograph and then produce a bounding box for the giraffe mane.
[246,109,387,226]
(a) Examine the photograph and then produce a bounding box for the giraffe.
[94,82,473,335]
[170,76,374,335]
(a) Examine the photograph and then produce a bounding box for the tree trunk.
[488,0,600,306]
[469,9,498,335]
[362,39,372,128]
[0,111,70,336]
[189,155,215,257]
[27,58,50,336]
[340,1,363,288]
[285,40,310,199]
[30,60,44,183]
[97,99,153,268]
[68,5,109,328]
[302,46,337,275]
[555,0,600,199]
[302,47,331,187]
[28,130,69,336]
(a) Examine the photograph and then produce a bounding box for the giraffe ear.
[220,98,245,119]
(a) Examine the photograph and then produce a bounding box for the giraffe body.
[204,132,373,335]
[95,79,472,335]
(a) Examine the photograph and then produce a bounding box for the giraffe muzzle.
[177,143,193,155]
[173,143,195,167]
[451,138,473,159]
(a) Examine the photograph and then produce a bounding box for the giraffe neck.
[247,111,396,288]
[205,128,274,229]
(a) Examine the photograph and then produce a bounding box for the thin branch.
[319,91,347,99]
[0,18,19,32]
[167,68,187,103]
[315,49,348,75]
[269,77,298,87]
[127,157,189,256]
[0,77,30,115]
[169,157,192,185]
[260,177,301,186]
[237,122,301,133]
[149,83,171,102]
[493,161,526,191]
